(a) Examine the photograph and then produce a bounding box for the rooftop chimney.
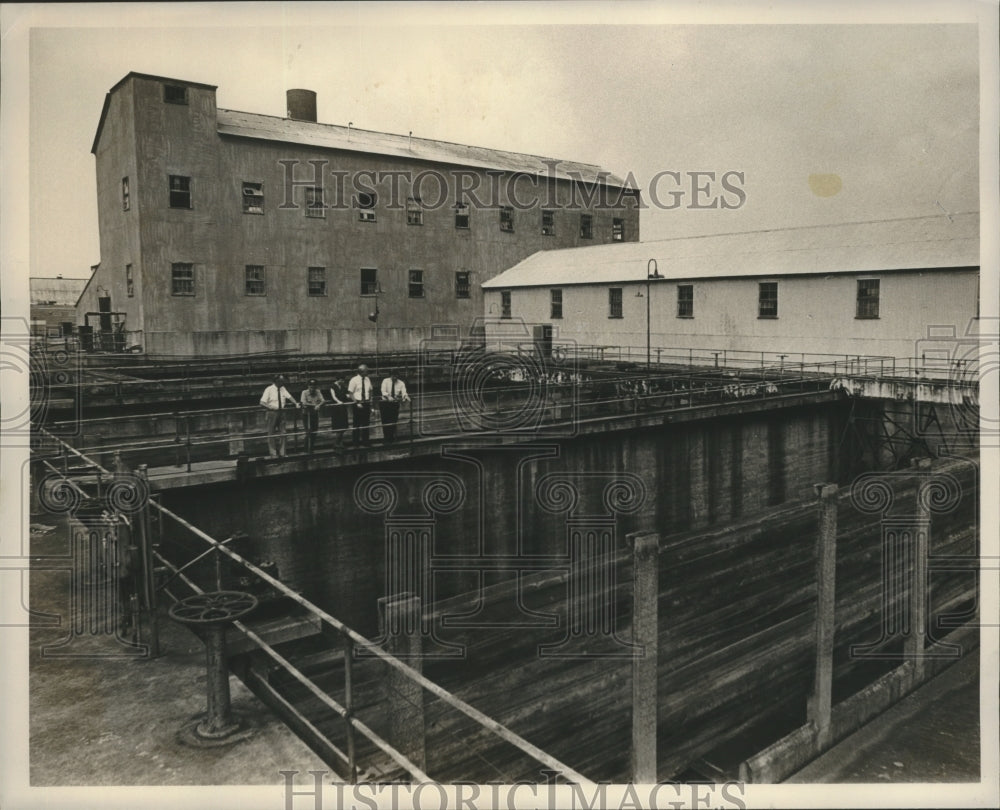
[286,89,317,123]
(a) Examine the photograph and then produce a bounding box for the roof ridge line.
[216,108,610,174]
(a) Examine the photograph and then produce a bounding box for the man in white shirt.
[346,364,374,445]
[259,374,298,457]
[378,370,410,443]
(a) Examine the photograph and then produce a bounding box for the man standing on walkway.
[347,364,374,445]
[259,374,298,457]
[378,369,410,443]
[300,379,326,453]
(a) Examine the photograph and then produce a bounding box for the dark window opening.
[609,287,623,319]
[550,288,563,319]
[758,282,778,318]
[308,267,326,296]
[164,84,188,105]
[455,271,470,299]
[169,175,191,209]
[612,218,624,241]
[125,264,134,297]
[361,268,378,296]
[122,177,130,211]
[500,206,514,233]
[245,265,266,296]
[171,263,194,296]
[306,186,324,217]
[677,284,694,318]
[580,214,593,239]
[356,192,377,222]
[407,197,423,226]
[500,290,511,319]
[242,182,264,214]
[455,202,470,229]
[541,210,555,236]
[409,269,425,299]
[857,279,880,319]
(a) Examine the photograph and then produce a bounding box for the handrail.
[36,427,593,785]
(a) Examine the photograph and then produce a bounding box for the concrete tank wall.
[160,402,844,635]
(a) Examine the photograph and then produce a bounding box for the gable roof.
[482,212,980,289]
[215,109,629,187]
[91,73,630,187]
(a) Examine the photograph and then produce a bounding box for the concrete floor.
[28,517,329,786]
[787,648,982,783]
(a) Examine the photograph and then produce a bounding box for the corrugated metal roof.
[216,109,629,187]
[482,212,979,289]
[30,277,89,306]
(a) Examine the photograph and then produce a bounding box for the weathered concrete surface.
[786,648,981,783]
[27,517,329,786]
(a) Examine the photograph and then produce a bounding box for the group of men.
[259,364,410,457]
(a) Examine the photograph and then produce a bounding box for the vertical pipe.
[810,483,838,746]
[628,530,660,783]
[201,623,235,736]
[185,415,192,472]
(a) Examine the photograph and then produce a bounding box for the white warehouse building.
[481,212,980,362]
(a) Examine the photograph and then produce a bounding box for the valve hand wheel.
[169,590,258,625]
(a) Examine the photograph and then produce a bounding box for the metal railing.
[34,428,593,785]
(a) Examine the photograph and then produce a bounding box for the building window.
[407,197,423,226]
[361,268,378,296]
[122,177,130,211]
[455,271,470,299]
[169,175,191,209]
[242,182,264,214]
[758,282,778,318]
[455,201,470,229]
[308,267,326,296]
[609,287,623,319]
[857,279,880,319]
[500,290,512,319]
[163,84,188,105]
[245,265,266,296]
[171,263,194,296]
[500,206,514,232]
[541,210,555,236]
[612,218,624,241]
[356,192,377,222]
[409,269,425,299]
[550,288,563,319]
[306,186,324,217]
[580,214,593,239]
[677,284,694,317]
[125,264,134,297]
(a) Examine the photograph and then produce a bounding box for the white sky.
[3,2,985,280]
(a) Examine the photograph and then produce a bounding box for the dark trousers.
[303,409,319,452]
[352,403,371,444]
[378,400,401,442]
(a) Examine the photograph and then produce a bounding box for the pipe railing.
[39,371,842,471]
[35,428,594,785]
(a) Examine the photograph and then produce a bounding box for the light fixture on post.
[646,258,664,367]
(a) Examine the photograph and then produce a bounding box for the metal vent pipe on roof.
[286,89,317,122]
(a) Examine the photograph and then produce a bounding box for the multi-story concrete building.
[77,72,639,357]
[482,212,980,361]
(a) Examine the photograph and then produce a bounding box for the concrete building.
[482,212,979,361]
[77,72,639,357]
[29,276,89,336]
